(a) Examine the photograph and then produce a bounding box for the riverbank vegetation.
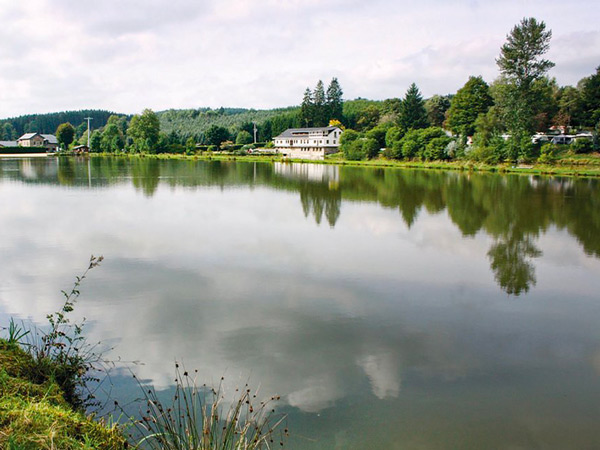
[0,257,286,449]
[2,17,598,169]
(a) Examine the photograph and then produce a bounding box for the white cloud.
[0,0,598,116]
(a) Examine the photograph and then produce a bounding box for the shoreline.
[0,153,51,158]
[82,152,600,178]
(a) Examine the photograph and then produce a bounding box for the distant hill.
[0,110,124,139]
[156,107,299,138]
[1,100,381,142]
[0,107,301,141]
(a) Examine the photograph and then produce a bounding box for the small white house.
[273,126,343,160]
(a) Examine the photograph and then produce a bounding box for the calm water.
[1,156,600,449]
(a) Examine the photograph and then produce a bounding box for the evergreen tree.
[579,66,600,127]
[446,76,493,136]
[313,80,327,126]
[1,123,17,140]
[326,78,344,122]
[399,83,429,130]
[300,87,313,127]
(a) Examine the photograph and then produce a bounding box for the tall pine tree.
[313,80,327,126]
[300,87,314,127]
[399,83,429,130]
[326,78,344,123]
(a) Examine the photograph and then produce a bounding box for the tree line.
[2,17,598,159]
[338,17,600,162]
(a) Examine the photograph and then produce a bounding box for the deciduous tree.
[56,122,75,150]
[446,76,493,136]
[496,17,554,135]
[128,109,160,151]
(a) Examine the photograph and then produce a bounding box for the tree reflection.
[2,156,599,295]
[487,232,542,296]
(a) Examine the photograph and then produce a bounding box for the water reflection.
[1,157,600,448]
[2,157,599,296]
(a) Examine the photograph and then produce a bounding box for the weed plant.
[127,364,288,449]
[10,255,108,410]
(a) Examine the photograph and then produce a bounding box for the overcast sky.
[0,0,598,118]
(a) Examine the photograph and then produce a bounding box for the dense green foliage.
[446,76,493,136]
[56,122,76,150]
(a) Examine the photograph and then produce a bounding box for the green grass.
[0,340,127,450]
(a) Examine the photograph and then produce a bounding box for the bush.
[401,138,421,159]
[423,136,452,161]
[385,126,404,149]
[340,129,362,159]
[467,145,502,164]
[538,143,558,163]
[365,126,387,149]
[235,130,253,145]
[571,138,594,154]
[344,139,366,160]
[362,137,380,159]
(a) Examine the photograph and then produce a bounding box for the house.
[0,141,18,148]
[273,126,343,160]
[17,133,58,151]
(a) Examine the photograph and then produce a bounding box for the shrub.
[401,138,421,159]
[571,138,593,154]
[344,139,366,160]
[423,136,452,161]
[362,137,380,159]
[340,129,362,159]
[385,126,404,149]
[365,126,388,149]
[538,143,558,163]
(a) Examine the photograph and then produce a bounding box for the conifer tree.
[326,78,344,122]
[399,83,429,130]
[313,80,327,126]
[300,87,314,127]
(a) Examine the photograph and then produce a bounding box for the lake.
[1,156,600,449]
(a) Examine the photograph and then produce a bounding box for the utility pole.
[84,117,93,150]
[253,122,257,144]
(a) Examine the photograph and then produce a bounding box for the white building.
[273,126,343,160]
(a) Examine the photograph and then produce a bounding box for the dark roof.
[41,134,58,144]
[275,126,340,139]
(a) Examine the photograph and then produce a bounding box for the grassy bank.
[86,151,600,178]
[0,339,126,450]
